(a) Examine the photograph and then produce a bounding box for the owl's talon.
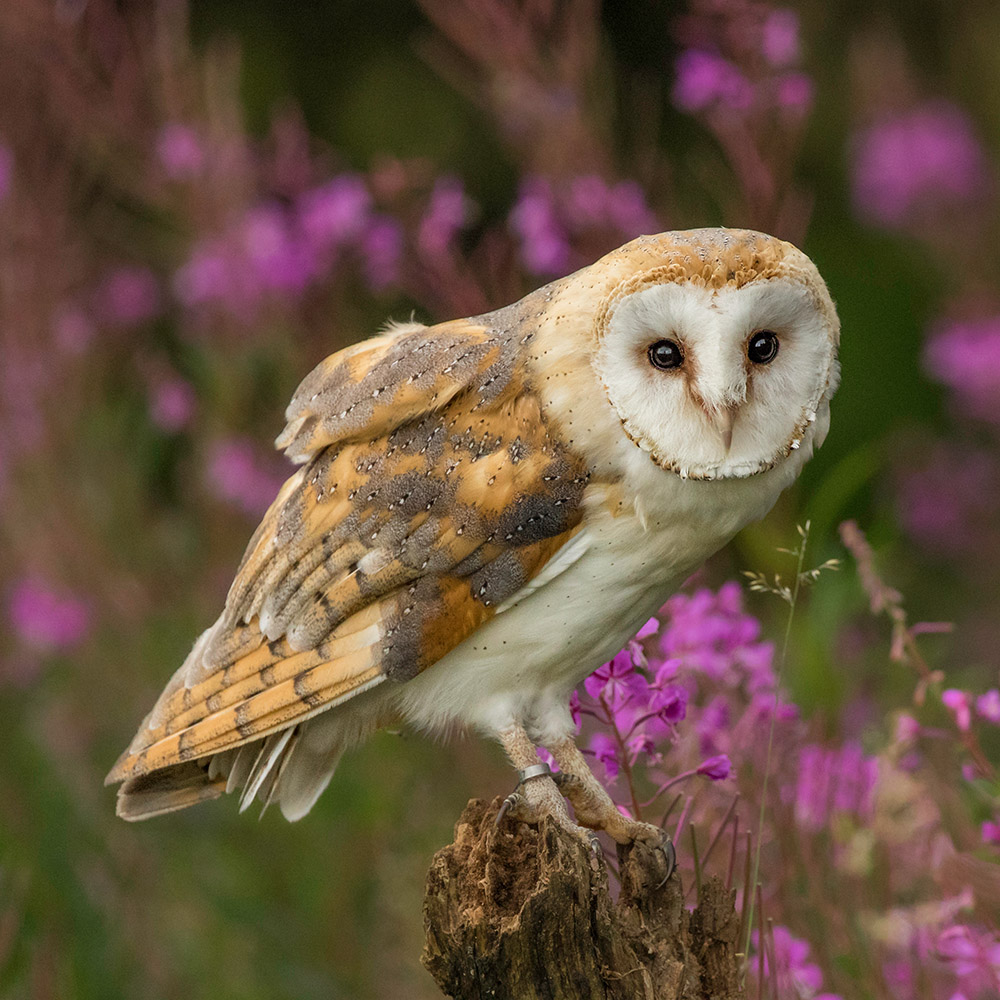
[550,770,579,792]
[495,791,523,826]
[655,835,677,886]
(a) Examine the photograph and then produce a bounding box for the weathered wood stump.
[422,798,742,999]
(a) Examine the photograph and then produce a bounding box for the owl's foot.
[494,774,601,852]
[496,728,601,851]
[548,737,675,877]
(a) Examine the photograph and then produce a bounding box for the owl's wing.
[107,316,589,806]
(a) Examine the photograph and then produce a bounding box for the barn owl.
[108,228,839,853]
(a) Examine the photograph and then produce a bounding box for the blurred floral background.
[2,0,999,997]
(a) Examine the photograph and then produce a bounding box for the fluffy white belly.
[396,490,745,743]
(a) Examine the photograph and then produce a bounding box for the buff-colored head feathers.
[590,229,839,480]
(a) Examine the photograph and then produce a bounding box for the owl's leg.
[547,736,673,856]
[496,724,595,846]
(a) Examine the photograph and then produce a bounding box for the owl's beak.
[691,388,740,455]
[693,402,738,454]
[710,406,738,454]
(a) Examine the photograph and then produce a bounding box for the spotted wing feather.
[108,314,589,809]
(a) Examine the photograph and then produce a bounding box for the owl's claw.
[495,788,601,853]
[494,790,521,826]
[494,761,555,826]
[655,834,677,886]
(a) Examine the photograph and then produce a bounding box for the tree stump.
[422,798,742,999]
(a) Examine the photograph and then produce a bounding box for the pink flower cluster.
[7,577,90,654]
[174,174,403,318]
[672,8,814,117]
[936,923,1000,998]
[789,742,878,833]
[851,101,990,229]
[509,175,658,277]
[896,443,1000,557]
[574,578,1000,998]
[575,583,785,810]
[752,925,842,1000]
[204,437,288,519]
[924,316,1000,426]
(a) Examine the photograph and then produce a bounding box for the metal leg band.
[517,762,553,784]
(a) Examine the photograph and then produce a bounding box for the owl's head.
[593,229,840,481]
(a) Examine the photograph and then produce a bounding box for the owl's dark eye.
[747,331,779,365]
[648,339,684,371]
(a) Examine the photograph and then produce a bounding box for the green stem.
[741,522,810,978]
[600,692,643,821]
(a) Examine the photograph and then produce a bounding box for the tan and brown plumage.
[109,229,840,843]
[109,310,589,818]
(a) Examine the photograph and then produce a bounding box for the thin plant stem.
[742,522,811,974]
[725,812,740,892]
[659,792,684,829]
[756,883,766,999]
[685,794,740,903]
[673,794,694,847]
[736,829,753,960]
[599,691,643,820]
[689,824,702,904]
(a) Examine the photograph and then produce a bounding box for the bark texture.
[422,798,742,999]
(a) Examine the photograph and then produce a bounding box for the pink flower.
[696,754,731,780]
[298,175,372,250]
[584,650,646,713]
[936,924,1000,993]
[657,582,775,693]
[649,683,688,724]
[156,123,204,179]
[925,317,1000,424]
[205,437,287,519]
[173,240,255,317]
[418,176,471,257]
[981,821,1000,845]
[636,617,659,640]
[673,50,754,113]
[753,925,826,996]
[149,378,196,433]
[564,176,656,235]
[361,216,403,291]
[241,204,316,293]
[896,443,999,554]
[509,177,570,276]
[894,712,921,743]
[942,689,973,732]
[8,578,90,653]
[977,689,1000,724]
[696,695,730,755]
[851,101,990,228]
[761,9,800,67]
[589,732,619,781]
[604,180,658,235]
[569,688,582,728]
[792,743,878,832]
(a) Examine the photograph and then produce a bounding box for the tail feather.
[239,728,296,812]
[115,763,226,821]
[113,690,392,821]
